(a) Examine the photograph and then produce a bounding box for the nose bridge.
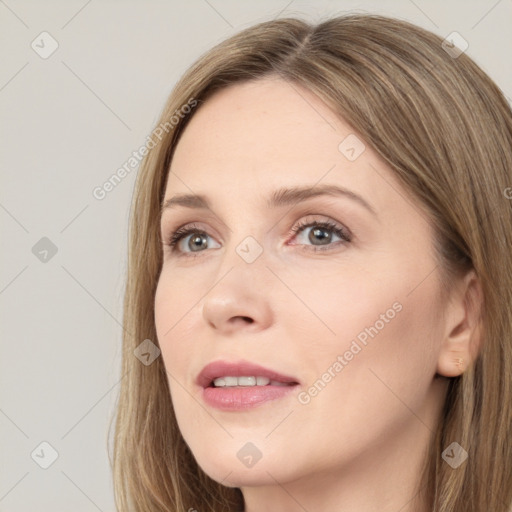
[213,230,270,298]
[201,231,274,332]
[216,211,269,273]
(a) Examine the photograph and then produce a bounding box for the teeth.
[270,380,289,386]
[212,376,275,387]
[224,376,240,386]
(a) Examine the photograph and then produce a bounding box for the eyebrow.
[161,184,377,217]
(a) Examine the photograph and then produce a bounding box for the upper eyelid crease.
[165,219,350,257]
[160,184,378,219]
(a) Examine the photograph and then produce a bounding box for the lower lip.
[201,384,298,410]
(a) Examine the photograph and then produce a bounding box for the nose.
[201,265,274,334]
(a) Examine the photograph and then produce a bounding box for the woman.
[111,13,512,512]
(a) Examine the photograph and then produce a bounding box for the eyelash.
[164,218,352,258]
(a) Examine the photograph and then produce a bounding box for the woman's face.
[155,78,449,492]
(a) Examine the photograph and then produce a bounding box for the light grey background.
[1,0,510,510]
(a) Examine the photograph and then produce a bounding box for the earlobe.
[436,269,484,378]
[437,351,468,378]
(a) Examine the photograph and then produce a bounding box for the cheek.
[154,279,197,434]
[154,272,198,377]
[282,286,442,471]
[311,272,441,418]
[292,256,442,402]
[154,276,207,451]
[278,262,403,361]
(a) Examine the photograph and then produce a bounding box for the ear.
[436,269,484,377]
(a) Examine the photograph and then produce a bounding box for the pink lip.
[197,359,300,411]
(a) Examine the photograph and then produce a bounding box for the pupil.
[310,227,331,245]
[190,234,207,251]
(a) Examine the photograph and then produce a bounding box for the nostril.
[239,316,254,323]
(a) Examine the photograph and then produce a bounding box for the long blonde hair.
[110,13,512,512]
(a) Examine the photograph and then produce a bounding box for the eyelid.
[165,222,221,253]
[288,215,352,239]
[162,213,352,258]
[284,217,352,253]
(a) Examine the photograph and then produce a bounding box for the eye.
[163,217,352,258]
[165,223,220,257]
[288,217,351,251]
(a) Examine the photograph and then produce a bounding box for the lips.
[197,359,301,411]
[196,359,300,389]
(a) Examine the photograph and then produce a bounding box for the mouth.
[197,360,300,410]
[197,359,300,389]
[208,376,296,388]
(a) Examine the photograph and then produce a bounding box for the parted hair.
[110,13,512,512]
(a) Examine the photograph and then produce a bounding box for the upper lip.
[196,359,300,388]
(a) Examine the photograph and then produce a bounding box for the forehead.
[164,78,429,230]
[172,78,348,171]
[169,79,374,192]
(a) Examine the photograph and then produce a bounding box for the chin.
[192,450,288,488]
[206,465,279,488]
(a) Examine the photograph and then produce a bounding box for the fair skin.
[154,77,482,512]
